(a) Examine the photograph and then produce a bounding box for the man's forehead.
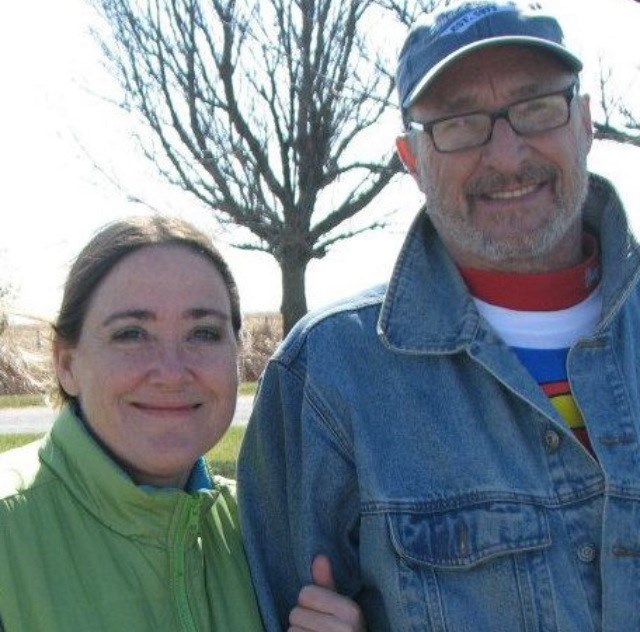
[414,45,573,110]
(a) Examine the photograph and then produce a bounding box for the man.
[238,1,640,630]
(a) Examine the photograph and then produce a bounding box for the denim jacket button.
[577,543,597,563]
[544,429,560,451]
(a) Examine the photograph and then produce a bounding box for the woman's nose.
[148,344,193,385]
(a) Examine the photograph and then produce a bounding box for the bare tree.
[0,254,15,337]
[91,0,423,334]
[593,59,640,147]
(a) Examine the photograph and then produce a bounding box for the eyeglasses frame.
[406,81,579,153]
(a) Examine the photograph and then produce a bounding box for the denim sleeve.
[237,356,361,631]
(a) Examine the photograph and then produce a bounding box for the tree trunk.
[279,255,309,336]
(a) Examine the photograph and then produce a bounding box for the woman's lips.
[130,402,202,413]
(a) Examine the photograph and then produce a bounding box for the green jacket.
[0,406,264,631]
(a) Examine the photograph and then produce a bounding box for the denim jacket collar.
[584,174,640,330]
[378,173,640,355]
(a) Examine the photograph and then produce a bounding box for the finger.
[311,553,336,590]
[298,585,337,613]
[297,585,364,625]
[289,605,354,632]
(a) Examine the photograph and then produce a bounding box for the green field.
[0,434,42,452]
[0,427,246,479]
[0,394,48,409]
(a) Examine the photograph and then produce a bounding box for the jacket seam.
[303,380,355,464]
[274,294,385,367]
[273,357,356,465]
[359,483,606,514]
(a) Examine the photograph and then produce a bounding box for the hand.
[288,554,366,632]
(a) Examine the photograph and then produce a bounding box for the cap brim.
[403,36,583,110]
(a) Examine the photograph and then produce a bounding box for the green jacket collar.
[39,406,216,545]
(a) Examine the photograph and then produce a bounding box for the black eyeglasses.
[406,82,578,153]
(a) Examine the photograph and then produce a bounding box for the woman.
[0,216,363,631]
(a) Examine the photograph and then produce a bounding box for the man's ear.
[396,134,418,175]
[53,339,80,398]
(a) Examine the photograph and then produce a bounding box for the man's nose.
[480,115,529,171]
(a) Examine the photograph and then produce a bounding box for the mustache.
[465,164,558,196]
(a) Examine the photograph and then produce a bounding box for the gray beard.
[424,160,590,268]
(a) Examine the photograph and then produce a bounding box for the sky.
[1,0,639,322]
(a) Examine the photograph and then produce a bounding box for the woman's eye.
[190,327,221,343]
[111,327,148,343]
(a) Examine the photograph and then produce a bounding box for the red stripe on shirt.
[541,381,570,397]
[458,233,600,310]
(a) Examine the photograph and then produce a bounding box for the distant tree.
[0,307,7,337]
[91,0,449,334]
[375,0,447,24]
[0,256,14,337]
[593,60,640,147]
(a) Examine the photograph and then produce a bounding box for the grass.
[0,434,42,452]
[0,427,247,479]
[0,394,48,409]
[205,426,246,478]
[238,381,257,396]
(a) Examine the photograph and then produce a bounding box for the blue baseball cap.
[397,0,582,112]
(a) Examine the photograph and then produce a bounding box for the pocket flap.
[387,501,551,569]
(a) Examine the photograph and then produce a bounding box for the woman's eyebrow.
[186,307,230,321]
[102,309,154,327]
[101,307,230,327]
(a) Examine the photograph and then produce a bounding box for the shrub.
[0,320,53,396]
[239,313,282,382]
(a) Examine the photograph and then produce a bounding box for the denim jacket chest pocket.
[386,501,557,632]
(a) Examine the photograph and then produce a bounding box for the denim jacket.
[238,174,640,631]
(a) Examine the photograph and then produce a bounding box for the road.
[0,395,254,435]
